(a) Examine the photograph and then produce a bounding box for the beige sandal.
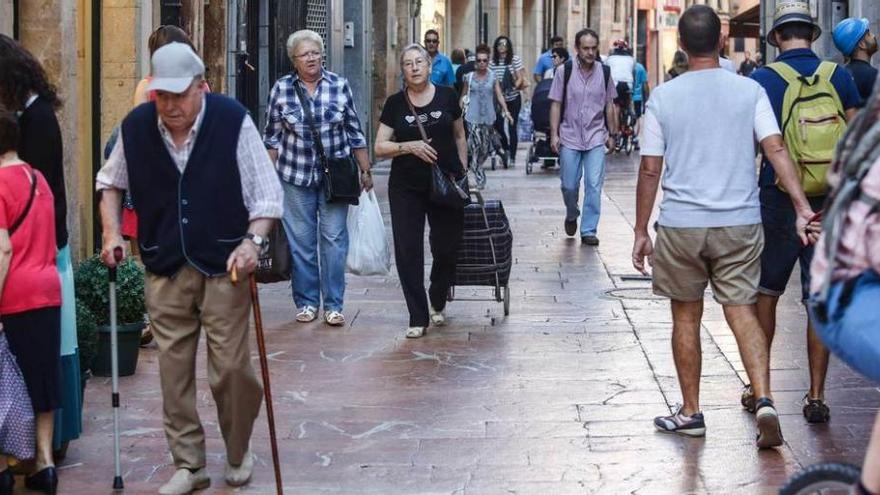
[324,311,345,326]
[296,306,318,322]
[429,307,446,326]
[405,326,427,338]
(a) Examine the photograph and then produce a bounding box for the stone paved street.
[58,149,879,494]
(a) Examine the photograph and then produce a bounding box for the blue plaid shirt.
[264,70,367,187]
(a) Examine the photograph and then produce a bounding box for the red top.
[0,164,61,315]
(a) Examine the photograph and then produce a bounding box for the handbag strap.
[293,81,329,167]
[9,168,37,237]
[403,88,430,144]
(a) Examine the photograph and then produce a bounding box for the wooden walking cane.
[232,267,283,494]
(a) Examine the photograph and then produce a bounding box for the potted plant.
[75,299,98,389]
[73,255,146,377]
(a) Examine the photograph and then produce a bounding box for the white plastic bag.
[346,190,391,276]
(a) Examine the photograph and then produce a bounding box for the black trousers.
[494,94,522,160]
[389,184,465,327]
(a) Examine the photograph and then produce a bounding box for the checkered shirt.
[263,70,368,187]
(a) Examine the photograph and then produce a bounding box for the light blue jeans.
[559,144,607,236]
[280,180,349,312]
[810,269,880,383]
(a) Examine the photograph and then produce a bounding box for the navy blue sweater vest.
[122,94,249,277]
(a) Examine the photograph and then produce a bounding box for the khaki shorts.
[652,224,764,305]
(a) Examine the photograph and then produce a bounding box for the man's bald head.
[678,5,721,57]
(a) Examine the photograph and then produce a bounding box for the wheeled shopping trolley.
[448,192,513,316]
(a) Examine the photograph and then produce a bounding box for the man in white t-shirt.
[631,5,816,449]
[605,40,635,90]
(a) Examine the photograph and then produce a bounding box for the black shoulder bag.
[403,89,470,209]
[8,169,38,237]
[294,82,361,206]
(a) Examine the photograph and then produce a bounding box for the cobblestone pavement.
[58,148,879,494]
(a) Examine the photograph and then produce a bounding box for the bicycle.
[778,461,861,494]
[615,104,636,156]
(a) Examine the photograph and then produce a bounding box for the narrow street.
[62,149,879,494]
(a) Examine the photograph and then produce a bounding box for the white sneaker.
[429,306,446,326]
[296,305,318,322]
[225,450,254,487]
[158,468,210,495]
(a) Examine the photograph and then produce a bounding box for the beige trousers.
[145,265,263,469]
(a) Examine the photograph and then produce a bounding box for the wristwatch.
[245,233,266,248]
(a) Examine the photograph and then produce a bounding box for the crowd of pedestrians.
[1,0,880,492]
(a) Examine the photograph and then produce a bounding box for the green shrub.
[74,255,146,326]
[75,299,99,374]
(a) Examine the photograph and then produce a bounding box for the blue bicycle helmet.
[833,18,870,57]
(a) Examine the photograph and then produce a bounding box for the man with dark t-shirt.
[738,51,757,77]
[833,18,879,108]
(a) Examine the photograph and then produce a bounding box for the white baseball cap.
[147,42,205,94]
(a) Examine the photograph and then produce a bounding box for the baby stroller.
[526,78,559,175]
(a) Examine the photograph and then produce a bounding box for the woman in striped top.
[490,36,528,167]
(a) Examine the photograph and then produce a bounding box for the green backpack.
[767,61,847,197]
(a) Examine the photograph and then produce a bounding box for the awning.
[730,0,760,38]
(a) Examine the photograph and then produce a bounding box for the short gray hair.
[286,30,324,60]
[399,43,431,75]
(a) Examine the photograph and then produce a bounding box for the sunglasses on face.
[476,58,489,64]
[425,38,439,44]
[498,40,508,46]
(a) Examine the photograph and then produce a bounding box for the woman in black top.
[375,43,468,338]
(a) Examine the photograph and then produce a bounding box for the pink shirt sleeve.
[548,67,564,103]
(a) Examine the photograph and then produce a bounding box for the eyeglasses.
[402,58,428,70]
[295,50,322,61]
[425,38,439,44]
[476,58,489,64]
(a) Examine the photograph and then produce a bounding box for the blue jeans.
[280,180,349,312]
[559,144,606,236]
[809,270,880,383]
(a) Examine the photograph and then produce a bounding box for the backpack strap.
[815,61,838,83]
[766,61,802,86]
[816,61,846,117]
[560,60,574,123]
[602,63,611,91]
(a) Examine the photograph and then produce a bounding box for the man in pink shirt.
[548,28,618,246]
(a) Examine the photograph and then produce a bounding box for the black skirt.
[3,307,62,413]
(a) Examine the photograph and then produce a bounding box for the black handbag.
[254,220,293,284]
[294,82,360,205]
[403,89,470,209]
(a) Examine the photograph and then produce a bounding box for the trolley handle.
[469,189,485,206]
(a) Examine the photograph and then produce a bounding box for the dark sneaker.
[564,220,577,237]
[654,407,706,437]
[802,395,830,424]
[741,384,756,413]
[581,235,599,246]
[755,397,784,449]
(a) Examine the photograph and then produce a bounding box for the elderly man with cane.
[96,42,283,494]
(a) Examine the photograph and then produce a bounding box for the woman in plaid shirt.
[264,30,372,327]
